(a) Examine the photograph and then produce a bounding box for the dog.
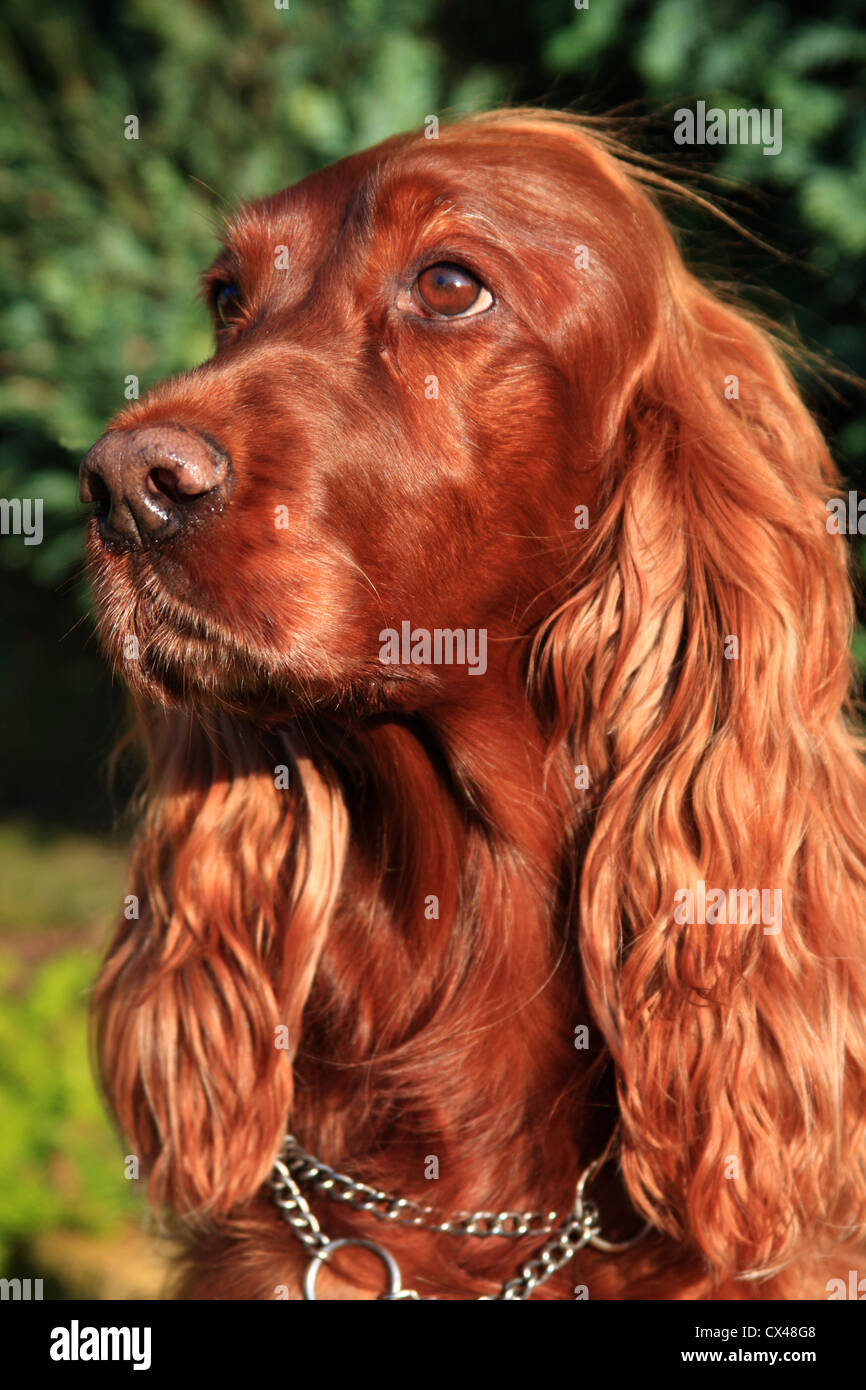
[80,109,866,1299]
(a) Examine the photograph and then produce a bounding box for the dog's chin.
[105,625,432,725]
[134,648,298,722]
[90,560,440,722]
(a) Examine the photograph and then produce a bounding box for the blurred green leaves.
[0,942,137,1268]
[0,819,129,1272]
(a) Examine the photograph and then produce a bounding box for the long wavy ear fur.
[533,200,866,1278]
[92,709,347,1219]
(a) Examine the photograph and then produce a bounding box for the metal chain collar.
[269,1134,649,1301]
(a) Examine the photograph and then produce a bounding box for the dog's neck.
[290,676,611,1223]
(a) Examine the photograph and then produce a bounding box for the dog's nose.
[79,425,230,549]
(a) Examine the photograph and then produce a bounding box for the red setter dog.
[80,109,866,1300]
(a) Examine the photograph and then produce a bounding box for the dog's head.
[79,110,715,717]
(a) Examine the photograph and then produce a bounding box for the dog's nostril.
[148,467,187,504]
[83,472,111,517]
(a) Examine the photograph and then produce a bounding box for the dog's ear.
[92,708,347,1219]
[532,260,866,1277]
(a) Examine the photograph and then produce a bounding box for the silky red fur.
[87,110,866,1299]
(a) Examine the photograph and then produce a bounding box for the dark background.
[1,0,864,1295]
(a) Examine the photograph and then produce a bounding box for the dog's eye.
[214,282,243,327]
[413,263,492,319]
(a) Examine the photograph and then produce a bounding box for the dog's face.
[80,117,653,715]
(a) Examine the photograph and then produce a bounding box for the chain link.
[269,1135,648,1301]
[268,1156,330,1255]
[274,1135,559,1237]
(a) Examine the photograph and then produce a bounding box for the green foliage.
[0,820,127,931]
[0,943,137,1270]
[544,0,866,414]
[0,820,129,1270]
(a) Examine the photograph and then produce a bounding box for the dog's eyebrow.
[219,200,292,255]
[359,162,507,248]
[335,156,497,248]
[337,161,388,241]
[212,167,388,273]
